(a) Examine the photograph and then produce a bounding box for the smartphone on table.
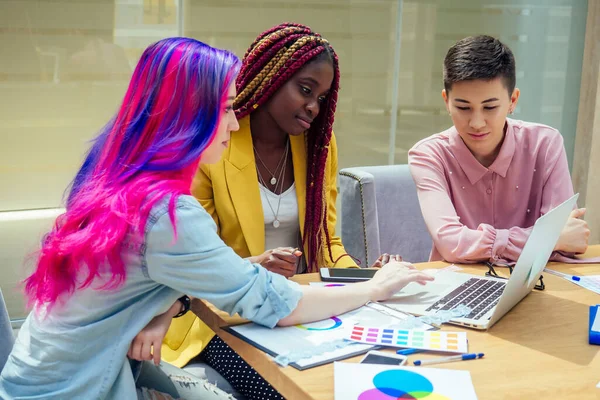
[319,268,377,282]
[359,350,407,366]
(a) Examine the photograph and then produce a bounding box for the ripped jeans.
[132,359,237,400]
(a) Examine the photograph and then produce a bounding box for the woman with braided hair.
[128,23,402,399]
[193,22,400,278]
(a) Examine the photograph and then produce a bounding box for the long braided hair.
[234,23,340,272]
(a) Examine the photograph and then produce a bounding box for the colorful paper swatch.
[346,326,468,353]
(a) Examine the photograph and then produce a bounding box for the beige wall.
[0,1,122,211]
[573,0,600,244]
[0,0,123,319]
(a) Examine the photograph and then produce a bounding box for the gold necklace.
[253,139,289,186]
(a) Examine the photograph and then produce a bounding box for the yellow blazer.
[161,116,357,367]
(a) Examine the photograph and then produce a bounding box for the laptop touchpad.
[391,282,452,304]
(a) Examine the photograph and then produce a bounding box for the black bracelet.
[174,295,191,318]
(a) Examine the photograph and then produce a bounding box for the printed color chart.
[346,327,468,353]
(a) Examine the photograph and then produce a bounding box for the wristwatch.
[174,295,191,318]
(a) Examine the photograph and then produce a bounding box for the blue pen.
[414,353,484,366]
[396,348,426,356]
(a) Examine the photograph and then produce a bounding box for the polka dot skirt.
[202,336,284,400]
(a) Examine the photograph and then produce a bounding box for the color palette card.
[346,326,468,353]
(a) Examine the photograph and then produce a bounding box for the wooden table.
[192,246,600,400]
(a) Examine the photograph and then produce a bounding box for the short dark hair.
[443,35,516,94]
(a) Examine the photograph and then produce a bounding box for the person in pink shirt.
[409,35,591,264]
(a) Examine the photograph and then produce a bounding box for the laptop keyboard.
[425,278,506,320]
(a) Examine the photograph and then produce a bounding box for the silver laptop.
[382,193,579,330]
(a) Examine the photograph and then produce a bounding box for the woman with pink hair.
[0,37,432,400]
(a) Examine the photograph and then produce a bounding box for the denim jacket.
[0,195,302,399]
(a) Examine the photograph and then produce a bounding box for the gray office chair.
[339,164,432,267]
[0,289,14,371]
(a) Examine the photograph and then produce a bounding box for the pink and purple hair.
[25,37,240,308]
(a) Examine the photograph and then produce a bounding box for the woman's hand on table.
[370,253,402,268]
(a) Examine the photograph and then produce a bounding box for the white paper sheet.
[334,362,478,400]
[544,269,600,295]
[228,303,431,369]
[592,306,600,333]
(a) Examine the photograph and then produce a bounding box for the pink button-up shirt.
[409,118,575,264]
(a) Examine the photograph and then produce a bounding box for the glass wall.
[0,0,588,320]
